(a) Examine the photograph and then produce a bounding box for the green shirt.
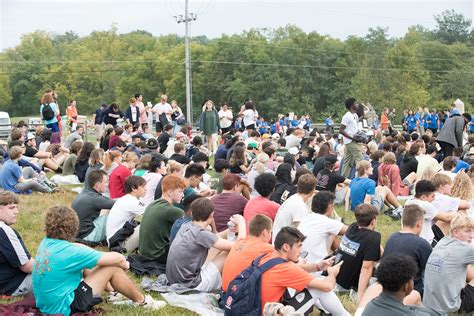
[139,199,184,259]
[62,154,77,176]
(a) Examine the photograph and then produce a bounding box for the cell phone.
[334,253,343,265]
[300,251,308,259]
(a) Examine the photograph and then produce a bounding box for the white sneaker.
[138,294,167,310]
[107,291,126,302]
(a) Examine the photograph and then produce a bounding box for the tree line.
[0,9,472,123]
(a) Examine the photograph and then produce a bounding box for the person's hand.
[230,214,245,230]
[317,256,335,271]
[327,261,343,277]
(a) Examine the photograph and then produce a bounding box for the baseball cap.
[272,133,280,139]
[146,138,158,150]
[325,155,338,164]
[26,133,36,141]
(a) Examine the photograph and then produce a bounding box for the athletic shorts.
[245,124,256,130]
[195,262,222,292]
[70,281,103,313]
[460,284,474,313]
[370,194,384,213]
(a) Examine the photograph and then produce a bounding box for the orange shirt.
[259,253,314,311]
[222,237,274,291]
[381,113,389,130]
[66,106,78,122]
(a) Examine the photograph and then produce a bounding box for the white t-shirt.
[218,109,233,128]
[272,194,311,243]
[405,199,439,243]
[298,213,344,264]
[141,172,163,207]
[416,155,441,179]
[131,106,138,122]
[439,170,456,181]
[433,192,460,214]
[243,109,256,127]
[153,102,172,121]
[340,111,359,144]
[106,194,145,244]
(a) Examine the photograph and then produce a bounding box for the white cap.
[288,147,299,155]
[26,133,35,141]
[272,133,280,139]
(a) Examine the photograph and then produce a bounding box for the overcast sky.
[0,0,472,51]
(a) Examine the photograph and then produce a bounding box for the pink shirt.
[243,196,280,227]
[137,102,148,124]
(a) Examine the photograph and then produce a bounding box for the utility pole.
[174,1,197,124]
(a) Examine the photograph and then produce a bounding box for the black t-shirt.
[400,155,418,180]
[312,157,326,177]
[169,153,191,165]
[0,223,30,295]
[24,145,38,158]
[158,133,170,154]
[270,182,296,204]
[315,169,346,192]
[383,232,432,295]
[336,223,381,290]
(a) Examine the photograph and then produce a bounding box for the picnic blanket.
[141,275,224,316]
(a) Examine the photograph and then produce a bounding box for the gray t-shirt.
[423,237,474,313]
[64,132,83,148]
[363,292,440,316]
[166,221,218,288]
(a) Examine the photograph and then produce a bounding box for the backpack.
[41,103,55,121]
[221,254,287,316]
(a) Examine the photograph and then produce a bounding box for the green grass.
[1,189,404,315]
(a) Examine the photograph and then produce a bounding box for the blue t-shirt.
[470,117,474,133]
[270,123,277,134]
[0,160,23,194]
[291,119,299,127]
[170,215,192,243]
[40,102,58,124]
[454,159,470,173]
[349,177,376,211]
[259,121,268,135]
[32,238,102,316]
[427,113,439,129]
[325,118,333,126]
[405,115,417,131]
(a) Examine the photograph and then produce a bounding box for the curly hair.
[376,255,418,292]
[45,206,79,241]
[451,171,473,200]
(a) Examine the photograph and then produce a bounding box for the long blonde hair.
[451,171,473,200]
[254,153,269,174]
[103,150,121,170]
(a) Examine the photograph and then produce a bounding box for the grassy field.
[0,188,403,315]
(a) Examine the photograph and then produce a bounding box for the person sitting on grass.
[243,173,280,223]
[139,174,186,264]
[106,176,147,253]
[0,146,51,194]
[298,191,348,264]
[423,213,474,314]
[405,180,454,246]
[169,142,191,165]
[336,204,381,302]
[166,198,246,292]
[361,256,437,316]
[213,158,230,193]
[0,191,35,296]
[109,151,138,199]
[32,206,165,316]
[169,193,201,243]
[71,169,115,244]
[348,160,403,219]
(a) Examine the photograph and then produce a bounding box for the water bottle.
[227,221,236,241]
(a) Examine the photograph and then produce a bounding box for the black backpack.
[221,254,286,316]
[41,103,55,121]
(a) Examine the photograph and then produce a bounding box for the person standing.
[92,103,107,141]
[437,111,471,159]
[219,103,233,135]
[339,98,362,178]
[102,103,124,127]
[199,100,220,155]
[126,97,140,127]
[40,92,60,133]
[152,95,172,134]
[66,100,79,132]
[135,93,148,130]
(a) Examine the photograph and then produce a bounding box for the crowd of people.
[0,90,473,316]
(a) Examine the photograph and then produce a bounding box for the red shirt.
[243,196,280,226]
[109,165,131,199]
